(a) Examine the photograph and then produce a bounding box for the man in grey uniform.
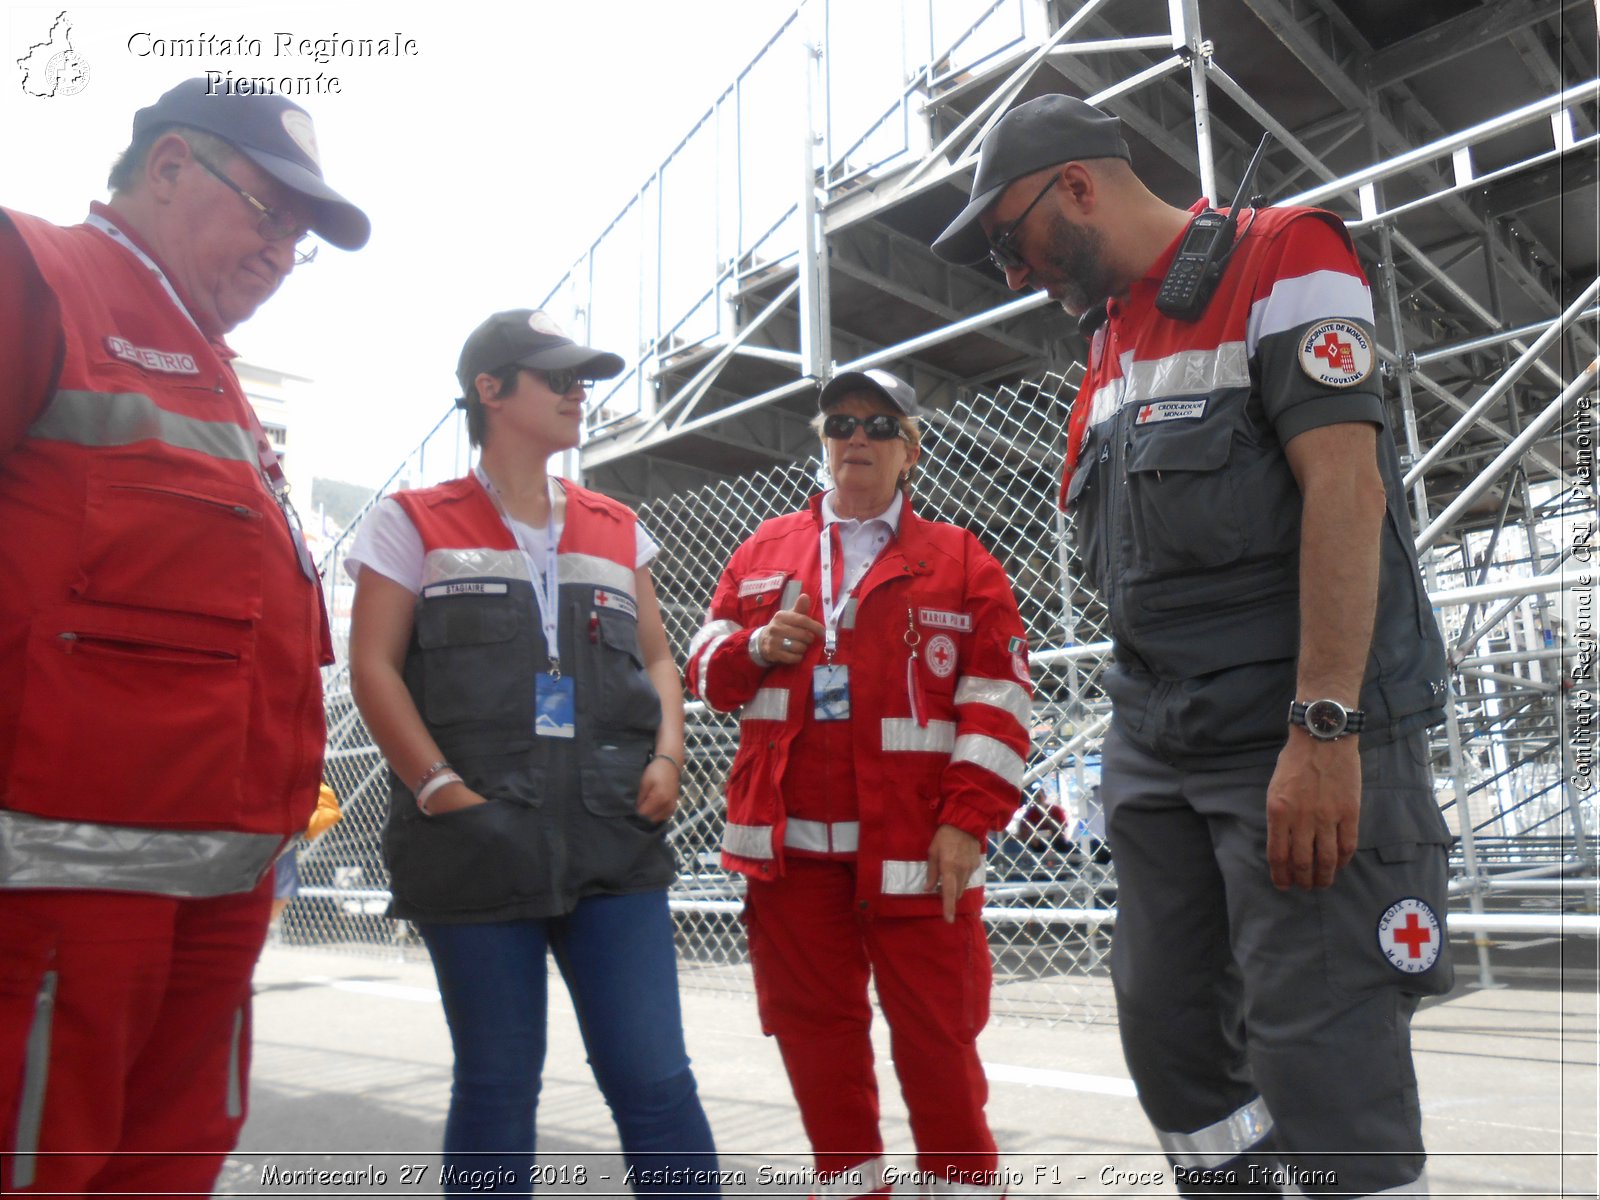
[932,95,1453,1197]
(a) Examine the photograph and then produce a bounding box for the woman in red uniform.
[687,369,1033,1198]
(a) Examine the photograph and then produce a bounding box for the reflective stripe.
[783,819,860,854]
[815,1155,887,1198]
[1088,341,1250,428]
[28,388,257,464]
[1248,266,1374,345]
[952,733,1026,789]
[0,810,280,898]
[9,970,55,1189]
[688,618,739,690]
[954,676,1032,725]
[1155,1095,1274,1168]
[423,548,526,587]
[723,822,775,860]
[779,580,804,610]
[560,551,636,598]
[881,718,956,753]
[742,688,790,722]
[226,1005,245,1119]
[418,548,636,596]
[881,858,984,895]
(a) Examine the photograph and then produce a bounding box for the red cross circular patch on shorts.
[1299,319,1374,388]
[1376,897,1442,974]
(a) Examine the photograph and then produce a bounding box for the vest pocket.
[588,609,663,732]
[412,594,526,727]
[8,608,250,823]
[75,468,265,622]
[1124,417,1248,573]
[385,799,549,914]
[581,732,653,818]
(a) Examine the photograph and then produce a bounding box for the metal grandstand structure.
[295,0,1597,1015]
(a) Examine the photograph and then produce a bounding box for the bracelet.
[649,752,682,774]
[414,759,451,793]
[415,770,462,815]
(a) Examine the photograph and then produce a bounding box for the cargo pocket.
[412,594,526,727]
[385,800,546,914]
[589,607,663,732]
[1063,453,1108,593]
[1125,417,1245,573]
[8,608,252,823]
[582,732,654,818]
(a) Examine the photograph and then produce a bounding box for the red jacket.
[0,208,329,866]
[687,495,1033,916]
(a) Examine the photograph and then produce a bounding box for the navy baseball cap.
[132,77,370,250]
[818,368,920,417]
[932,95,1129,265]
[456,310,625,402]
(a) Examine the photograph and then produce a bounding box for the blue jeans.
[418,890,720,1196]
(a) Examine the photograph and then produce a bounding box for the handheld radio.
[1155,133,1272,320]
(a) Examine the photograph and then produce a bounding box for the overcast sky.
[6,0,804,489]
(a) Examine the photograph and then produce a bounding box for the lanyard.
[818,522,850,660]
[85,212,318,583]
[475,467,562,677]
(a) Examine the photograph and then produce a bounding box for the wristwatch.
[1288,698,1366,741]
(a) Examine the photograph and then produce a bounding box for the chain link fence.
[284,370,1593,1025]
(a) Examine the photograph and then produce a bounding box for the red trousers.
[744,858,1002,1198]
[0,881,272,1195]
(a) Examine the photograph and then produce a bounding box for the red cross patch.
[1298,319,1374,388]
[1376,898,1442,974]
[925,633,957,679]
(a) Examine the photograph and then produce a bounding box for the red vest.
[0,209,330,844]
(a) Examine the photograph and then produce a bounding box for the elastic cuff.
[937,800,994,842]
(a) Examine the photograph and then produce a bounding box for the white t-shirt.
[344,484,660,593]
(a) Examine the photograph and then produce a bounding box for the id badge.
[812,663,850,722]
[535,673,576,739]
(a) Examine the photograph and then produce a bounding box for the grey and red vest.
[0,208,330,897]
[382,475,674,923]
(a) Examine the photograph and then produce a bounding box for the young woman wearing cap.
[685,370,1033,1198]
[346,310,719,1196]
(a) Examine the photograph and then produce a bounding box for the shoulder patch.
[1299,320,1374,388]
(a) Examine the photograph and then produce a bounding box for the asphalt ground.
[219,933,1598,1198]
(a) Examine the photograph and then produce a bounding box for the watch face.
[1304,699,1348,738]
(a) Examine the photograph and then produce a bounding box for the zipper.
[106,482,261,522]
[57,631,239,663]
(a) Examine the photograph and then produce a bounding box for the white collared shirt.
[822,489,903,596]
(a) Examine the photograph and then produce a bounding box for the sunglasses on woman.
[822,413,907,441]
[525,367,584,395]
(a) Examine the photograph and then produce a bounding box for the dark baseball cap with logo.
[132,77,370,250]
[818,368,920,416]
[455,310,626,404]
[932,95,1130,265]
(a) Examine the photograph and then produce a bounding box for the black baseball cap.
[132,77,370,250]
[818,368,920,416]
[456,310,625,402]
[932,95,1130,265]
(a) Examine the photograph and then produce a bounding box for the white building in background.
[234,360,332,556]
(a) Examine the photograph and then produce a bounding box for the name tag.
[422,581,509,598]
[738,572,786,598]
[104,335,199,375]
[1134,398,1208,424]
[917,607,972,632]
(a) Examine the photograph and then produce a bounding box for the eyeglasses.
[986,176,1059,273]
[193,152,318,266]
[526,367,585,395]
[822,412,907,442]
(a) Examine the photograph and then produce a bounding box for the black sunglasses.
[525,367,585,395]
[987,175,1059,272]
[822,412,906,442]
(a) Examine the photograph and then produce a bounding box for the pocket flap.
[1126,416,1233,474]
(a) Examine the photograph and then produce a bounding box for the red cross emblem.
[1137,404,1156,423]
[932,642,952,670]
[595,591,611,606]
[1313,331,1356,374]
[1391,912,1432,959]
